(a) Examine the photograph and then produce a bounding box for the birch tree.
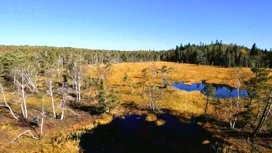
[45,68,56,118]
[58,83,78,120]
[68,57,85,103]
[59,83,68,120]
[40,96,46,136]
[229,68,244,129]
[12,66,38,119]
[0,83,18,120]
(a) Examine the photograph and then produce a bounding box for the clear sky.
[0,0,271,50]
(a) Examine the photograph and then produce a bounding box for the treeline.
[0,40,272,72]
[0,45,161,79]
[165,40,272,68]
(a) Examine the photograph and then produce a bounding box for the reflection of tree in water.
[196,83,201,89]
[174,81,247,98]
[80,114,223,153]
[202,83,244,98]
[213,84,234,91]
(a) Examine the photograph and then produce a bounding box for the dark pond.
[172,82,248,98]
[80,114,222,153]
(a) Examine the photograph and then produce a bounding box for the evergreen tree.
[201,84,215,118]
[98,79,107,113]
[250,43,258,56]
[107,88,120,113]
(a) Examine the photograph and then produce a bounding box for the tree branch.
[67,108,80,116]
[10,130,38,143]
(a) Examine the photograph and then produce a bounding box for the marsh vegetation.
[0,45,272,153]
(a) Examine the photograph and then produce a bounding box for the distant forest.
[1,40,272,75]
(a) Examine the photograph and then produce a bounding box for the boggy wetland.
[1,46,272,153]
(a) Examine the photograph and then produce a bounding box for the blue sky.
[0,0,271,50]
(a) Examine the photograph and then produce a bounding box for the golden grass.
[0,62,268,153]
[96,114,113,125]
[145,113,157,122]
[155,119,165,126]
[104,62,253,119]
[107,62,252,86]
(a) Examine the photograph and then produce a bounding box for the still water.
[80,114,222,153]
[172,82,248,98]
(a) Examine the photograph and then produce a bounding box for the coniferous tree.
[98,79,107,113]
[202,84,215,118]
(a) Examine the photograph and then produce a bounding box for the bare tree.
[40,96,46,136]
[45,68,56,118]
[58,83,78,120]
[59,83,68,120]
[229,98,237,129]
[253,93,272,138]
[57,55,64,76]
[69,60,84,103]
[97,64,111,82]
[0,84,18,120]
[12,66,38,119]
[150,62,159,79]
[147,85,162,111]
[229,68,244,129]
[11,130,38,143]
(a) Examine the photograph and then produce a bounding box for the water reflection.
[80,114,222,153]
[172,82,248,98]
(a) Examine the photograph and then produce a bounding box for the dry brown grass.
[0,62,269,153]
[105,62,253,119]
[155,119,165,126]
[145,113,157,122]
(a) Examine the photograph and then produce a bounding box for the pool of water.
[172,82,248,98]
[80,114,221,153]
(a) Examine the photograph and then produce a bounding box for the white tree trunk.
[40,117,44,136]
[11,130,38,142]
[229,98,233,128]
[230,80,240,130]
[78,80,81,102]
[51,95,56,118]
[13,68,37,119]
[60,109,64,120]
[70,61,83,103]
[20,103,25,118]
[46,77,56,118]
[0,84,18,120]
[40,96,45,136]
[22,88,27,119]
